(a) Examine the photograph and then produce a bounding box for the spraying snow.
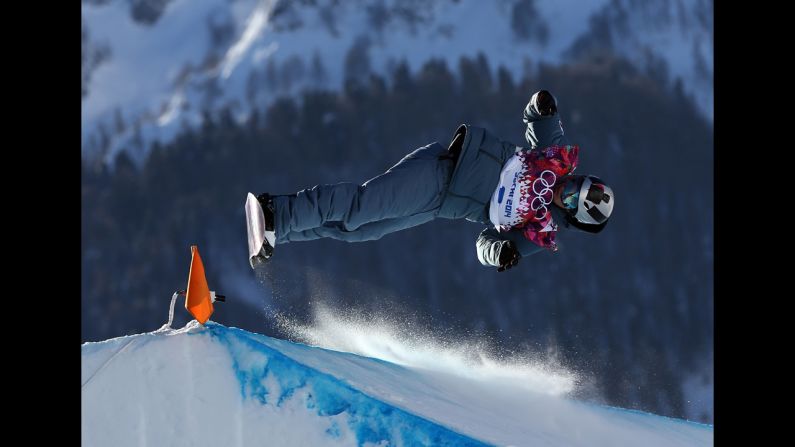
[279,304,576,396]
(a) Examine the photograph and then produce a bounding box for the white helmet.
[560,175,614,225]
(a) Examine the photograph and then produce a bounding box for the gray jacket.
[438,101,574,267]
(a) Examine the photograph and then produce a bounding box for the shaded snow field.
[82,0,711,164]
[82,319,712,446]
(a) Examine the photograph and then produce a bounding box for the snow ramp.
[81,321,712,446]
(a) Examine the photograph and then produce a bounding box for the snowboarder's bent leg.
[273,142,452,244]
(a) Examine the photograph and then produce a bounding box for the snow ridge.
[81,321,713,446]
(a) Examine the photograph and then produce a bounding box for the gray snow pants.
[273,142,455,244]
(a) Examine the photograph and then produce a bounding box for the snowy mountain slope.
[81,321,713,446]
[81,0,712,165]
[566,0,712,120]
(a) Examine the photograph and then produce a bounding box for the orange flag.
[185,245,214,324]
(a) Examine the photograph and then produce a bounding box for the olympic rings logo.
[530,170,556,220]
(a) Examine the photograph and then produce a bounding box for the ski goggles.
[558,175,584,214]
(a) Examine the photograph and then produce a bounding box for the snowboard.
[245,192,275,268]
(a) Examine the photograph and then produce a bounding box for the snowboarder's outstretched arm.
[476,227,545,269]
[523,90,567,149]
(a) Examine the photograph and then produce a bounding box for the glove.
[497,241,521,272]
[530,90,558,117]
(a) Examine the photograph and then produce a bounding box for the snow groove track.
[82,321,712,446]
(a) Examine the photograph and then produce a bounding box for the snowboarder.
[246,90,614,272]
